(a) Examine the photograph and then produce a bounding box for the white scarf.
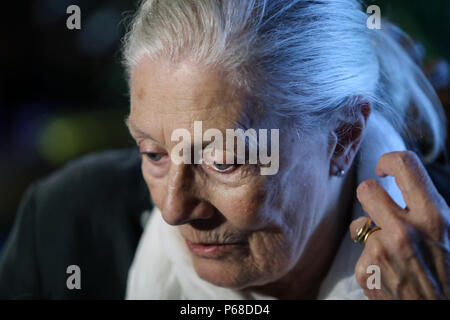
[125,114,407,300]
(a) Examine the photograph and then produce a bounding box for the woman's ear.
[329,101,371,177]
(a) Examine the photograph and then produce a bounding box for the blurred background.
[1,0,450,253]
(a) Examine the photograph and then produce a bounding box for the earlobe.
[328,130,348,177]
[329,101,371,177]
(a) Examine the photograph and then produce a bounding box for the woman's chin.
[191,255,256,289]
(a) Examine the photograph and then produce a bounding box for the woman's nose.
[161,163,214,225]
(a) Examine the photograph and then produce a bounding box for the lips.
[185,239,246,258]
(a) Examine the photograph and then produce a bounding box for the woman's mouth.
[185,239,246,258]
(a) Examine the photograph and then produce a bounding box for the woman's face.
[128,56,336,289]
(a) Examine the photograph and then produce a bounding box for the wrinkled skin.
[127,55,450,299]
[350,151,450,299]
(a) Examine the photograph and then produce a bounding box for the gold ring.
[362,227,381,247]
[353,218,372,243]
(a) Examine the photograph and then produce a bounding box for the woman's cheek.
[210,185,270,230]
[141,161,154,188]
[141,162,167,209]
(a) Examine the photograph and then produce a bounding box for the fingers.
[353,228,422,299]
[349,216,369,241]
[354,230,390,299]
[356,178,403,230]
[351,150,449,299]
[351,214,445,299]
[375,151,438,210]
[375,151,447,232]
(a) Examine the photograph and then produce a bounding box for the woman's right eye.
[143,152,163,162]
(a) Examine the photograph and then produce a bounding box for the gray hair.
[122,0,446,162]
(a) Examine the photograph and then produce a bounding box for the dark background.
[1,0,450,252]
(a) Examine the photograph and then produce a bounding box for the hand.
[350,151,450,299]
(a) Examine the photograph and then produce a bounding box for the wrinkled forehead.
[128,56,258,146]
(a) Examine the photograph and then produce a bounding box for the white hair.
[122,0,446,162]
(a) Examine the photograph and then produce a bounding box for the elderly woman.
[0,0,449,300]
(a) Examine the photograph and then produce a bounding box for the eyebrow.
[125,115,261,152]
[124,115,159,144]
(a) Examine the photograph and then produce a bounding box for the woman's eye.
[144,152,163,162]
[212,162,235,172]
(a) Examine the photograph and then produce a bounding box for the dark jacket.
[0,148,449,299]
[0,148,152,299]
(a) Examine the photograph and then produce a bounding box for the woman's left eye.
[212,162,236,173]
